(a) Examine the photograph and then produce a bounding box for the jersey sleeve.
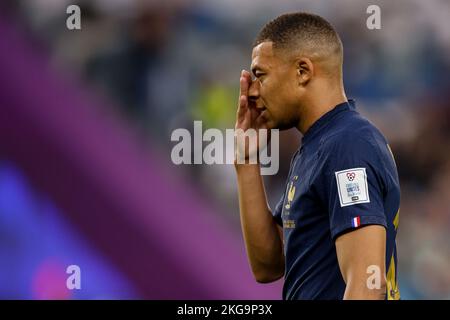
[319,136,388,240]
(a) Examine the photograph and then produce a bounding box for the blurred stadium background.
[0,0,449,299]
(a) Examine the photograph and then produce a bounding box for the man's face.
[250,41,301,130]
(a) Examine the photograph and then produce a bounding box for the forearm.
[235,163,284,282]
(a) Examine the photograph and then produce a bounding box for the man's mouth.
[258,108,269,121]
[257,106,267,113]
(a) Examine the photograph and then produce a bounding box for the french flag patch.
[352,216,361,228]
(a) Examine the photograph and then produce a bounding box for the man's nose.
[248,79,260,102]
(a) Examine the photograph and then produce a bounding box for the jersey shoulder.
[320,110,399,186]
[323,110,387,148]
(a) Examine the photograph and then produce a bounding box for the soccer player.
[234,12,400,300]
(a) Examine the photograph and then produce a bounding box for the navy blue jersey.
[273,100,400,300]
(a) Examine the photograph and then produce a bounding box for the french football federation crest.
[285,176,297,210]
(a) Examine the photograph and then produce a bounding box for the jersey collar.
[301,99,356,146]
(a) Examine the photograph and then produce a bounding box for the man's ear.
[296,57,314,86]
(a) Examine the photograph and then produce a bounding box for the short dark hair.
[254,12,342,58]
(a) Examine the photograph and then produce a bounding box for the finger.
[239,72,249,98]
[242,105,252,128]
[242,69,252,83]
[250,107,260,124]
[242,70,253,97]
[237,94,247,119]
[237,71,250,119]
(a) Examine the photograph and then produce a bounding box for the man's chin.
[258,115,284,131]
[264,119,278,130]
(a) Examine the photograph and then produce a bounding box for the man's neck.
[296,89,347,135]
